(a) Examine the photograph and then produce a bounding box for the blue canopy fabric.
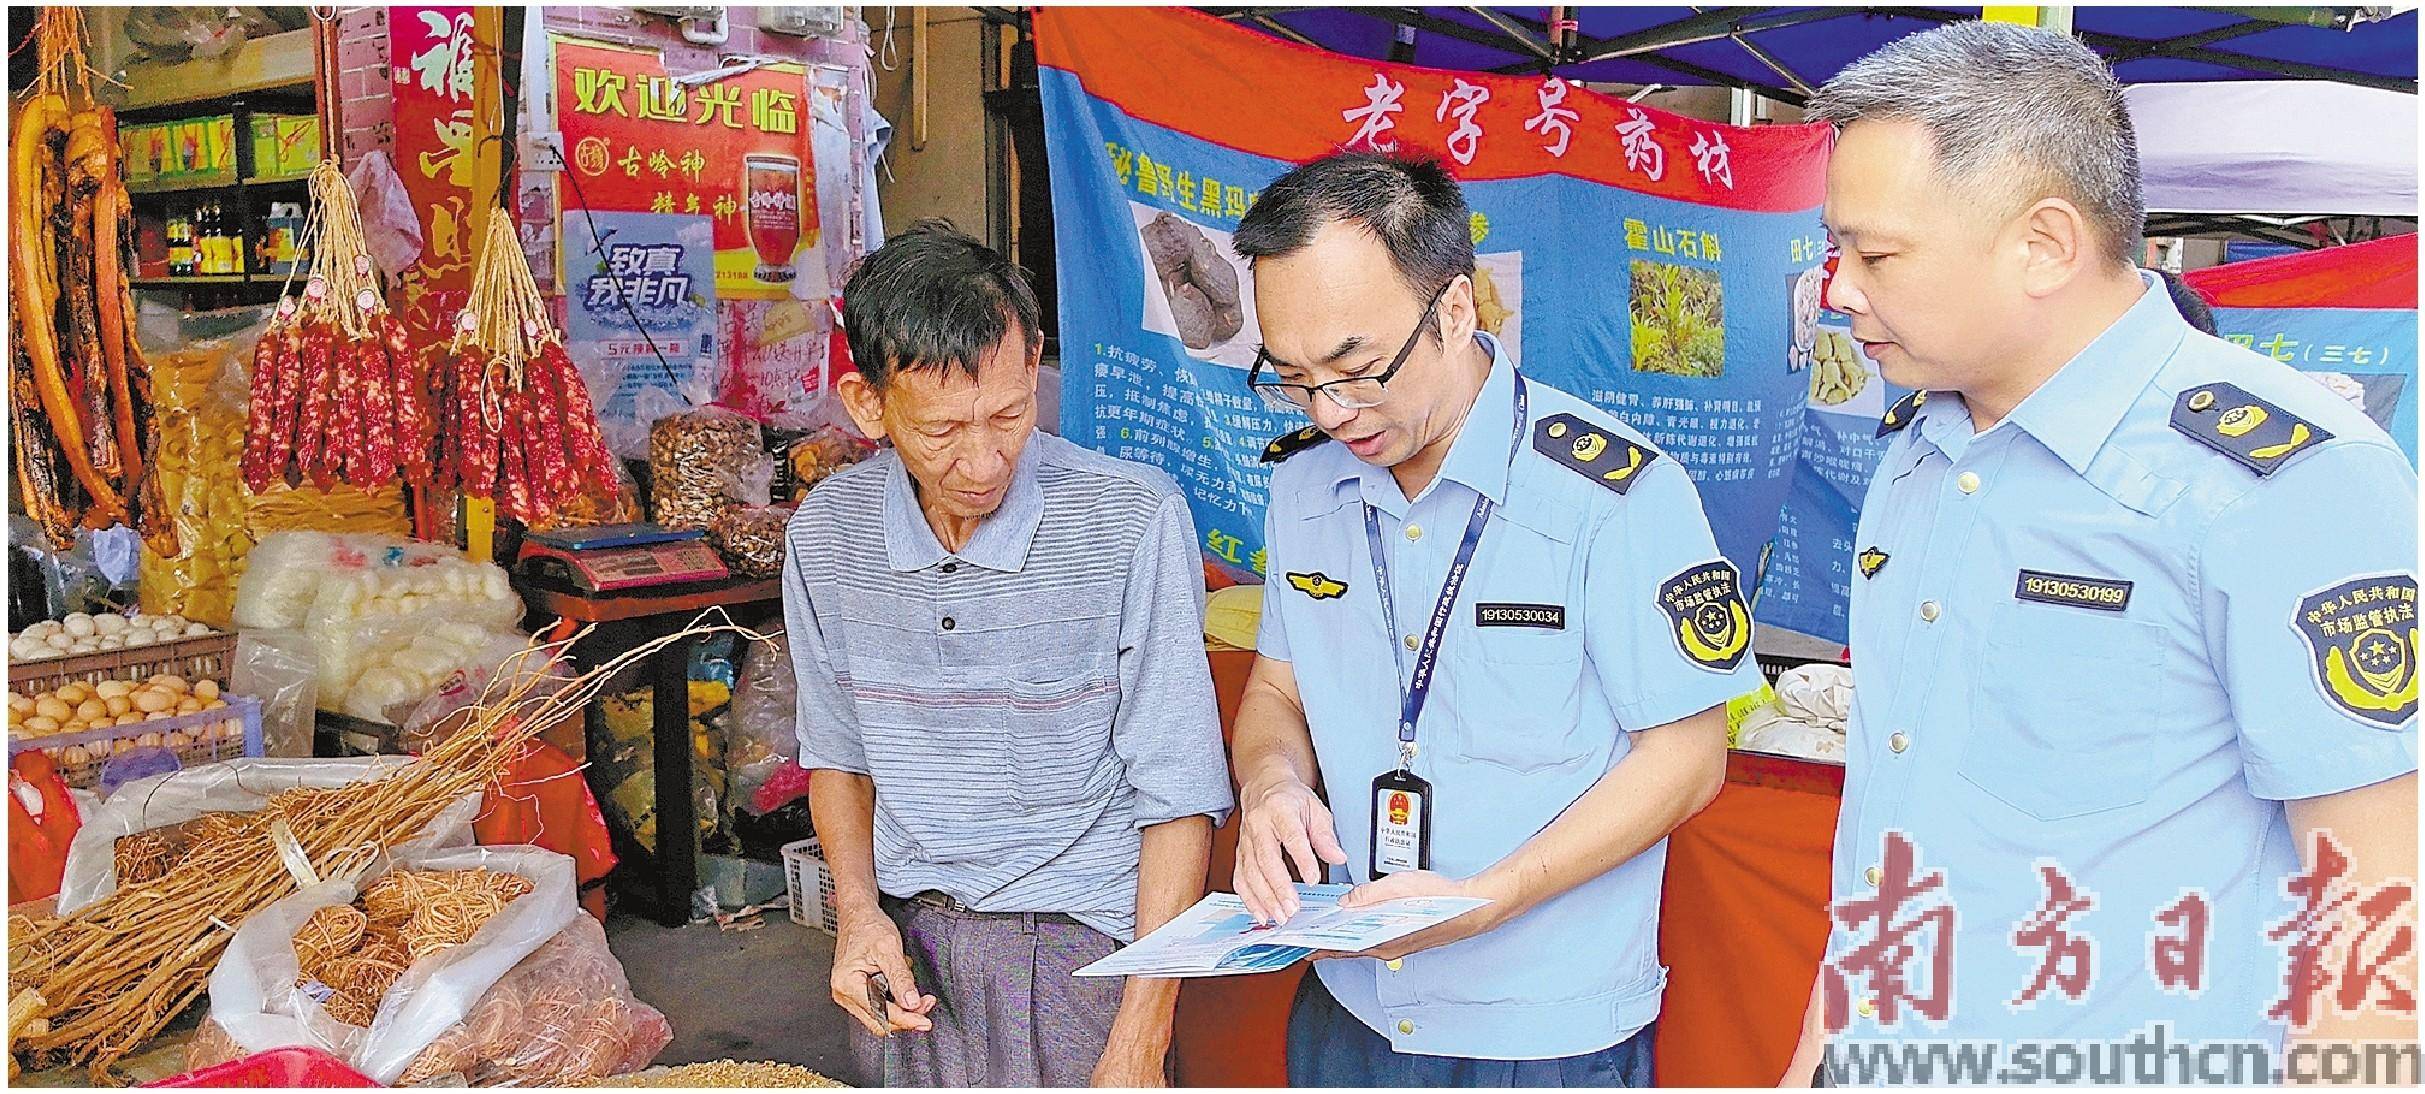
[1197,7,2418,101]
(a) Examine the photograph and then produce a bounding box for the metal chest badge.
[1658,560,1753,672]
[1286,571,1348,600]
[2293,573,2419,728]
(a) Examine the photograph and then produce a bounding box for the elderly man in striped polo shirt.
[787,221,1232,1087]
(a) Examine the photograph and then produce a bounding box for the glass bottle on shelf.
[166,207,195,276]
[197,201,221,274]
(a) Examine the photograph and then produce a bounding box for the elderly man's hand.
[831,909,937,1037]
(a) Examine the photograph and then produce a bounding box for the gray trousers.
[851,895,1124,1087]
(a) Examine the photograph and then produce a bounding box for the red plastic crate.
[145,1047,375,1088]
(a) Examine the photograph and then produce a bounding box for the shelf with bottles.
[117,85,320,301]
[142,197,312,282]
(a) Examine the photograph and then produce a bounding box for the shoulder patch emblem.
[1857,547,1890,580]
[1658,560,1752,673]
[1260,425,1327,464]
[2171,383,2331,476]
[2293,573,2417,728]
[1533,414,1655,494]
[1285,571,1348,601]
[1877,389,1928,438]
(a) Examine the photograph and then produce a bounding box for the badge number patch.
[1476,603,1566,630]
[2293,574,2418,728]
[1285,571,1348,601]
[2015,569,2133,613]
[1658,561,1752,672]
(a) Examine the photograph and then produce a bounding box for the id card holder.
[1369,768,1433,878]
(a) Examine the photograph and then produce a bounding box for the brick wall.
[335,7,395,161]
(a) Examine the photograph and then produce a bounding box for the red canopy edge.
[2182,235,2418,309]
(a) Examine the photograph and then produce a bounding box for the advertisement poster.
[561,209,721,459]
[1037,7,1830,592]
[550,36,820,302]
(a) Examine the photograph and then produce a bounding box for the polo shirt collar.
[883,435,1046,573]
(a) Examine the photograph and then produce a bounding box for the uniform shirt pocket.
[1962,602,2170,821]
[1442,631,1590,773]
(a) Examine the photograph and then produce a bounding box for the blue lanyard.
[1362,370,1529,769]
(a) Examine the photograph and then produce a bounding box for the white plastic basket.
[781,837,838,934]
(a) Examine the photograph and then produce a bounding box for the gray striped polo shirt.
[782,430,1233,942]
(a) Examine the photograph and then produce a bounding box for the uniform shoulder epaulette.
[1876,389,1928,437]
[1532,413,1656,495]
[1259,425,1326,464]
[2169,382,2331,476]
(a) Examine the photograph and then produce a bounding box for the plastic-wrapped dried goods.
[727,624,804,816]
[191,846,582,1085]
[708,504,791,577]
[292,904,367,970]
[648,406,762,530]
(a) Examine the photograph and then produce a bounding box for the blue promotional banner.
[2211,306,2416,459]
[1038,7,1833,587]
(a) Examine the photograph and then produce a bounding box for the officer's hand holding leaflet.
[1308,704,1730,964]
[1232,656,1347,925]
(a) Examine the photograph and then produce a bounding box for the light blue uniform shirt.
[1257,333,1760,1060]
[1831,274,2418,1061]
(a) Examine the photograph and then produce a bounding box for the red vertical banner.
[389,5,501,336]
[550,36,821,301]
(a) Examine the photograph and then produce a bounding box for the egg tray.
[5,632,238,699]
[8,694,264,793]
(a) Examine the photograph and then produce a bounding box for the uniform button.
[1397,1020,1416,1034]
[941,617,956,631]
[1404,634,1418,652]
[1919,600,1941,623]
[1888,732,1909,754]
[1405,524,1423,542]
[1956,471,1981,494]
[1858,1000,1877,1018]
[1865,865,1882,887]
[1386,959,1404,972]
[941,561,958,574]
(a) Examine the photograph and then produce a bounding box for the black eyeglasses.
[1248,282,1449,413]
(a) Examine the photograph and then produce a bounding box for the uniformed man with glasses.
[1225,151,1758,1087]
